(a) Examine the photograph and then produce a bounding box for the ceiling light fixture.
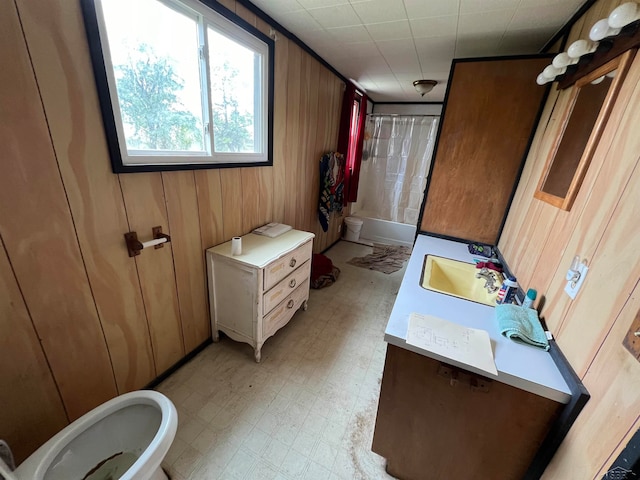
[413,80,437,96]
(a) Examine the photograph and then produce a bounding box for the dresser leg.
[302,300,308,311]
[254,348,262,363]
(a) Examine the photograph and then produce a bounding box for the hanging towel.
[495,304,549,351]
[318,152,345,232]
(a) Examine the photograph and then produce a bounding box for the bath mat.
[347,243,412,274]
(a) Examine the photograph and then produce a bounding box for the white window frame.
[81,0,274,173]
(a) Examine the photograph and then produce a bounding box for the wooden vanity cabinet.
[206,230,314,362]
[372,344,563,480]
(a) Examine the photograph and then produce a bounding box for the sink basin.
[420,255,500,306]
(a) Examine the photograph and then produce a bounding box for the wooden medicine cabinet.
[534,50,635,210]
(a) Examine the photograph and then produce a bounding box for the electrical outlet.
[564,261,588,299]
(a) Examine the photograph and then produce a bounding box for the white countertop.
[385,234,571,404]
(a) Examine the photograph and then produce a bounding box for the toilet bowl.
[10,390,177,480]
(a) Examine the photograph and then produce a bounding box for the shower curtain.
[354,115,439,225]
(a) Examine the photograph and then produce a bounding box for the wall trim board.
[145,338,213,390]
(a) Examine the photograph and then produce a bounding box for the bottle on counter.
[522,288,537,309]
[496,277,518,304]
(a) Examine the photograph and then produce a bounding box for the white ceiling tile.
[375,38,416,58]
[509,4,573,30]
[351,0,408,24]
[414,36,456,61]
[384,55,421,74]
[403,0,459,19]
[410,15,458,39]
[460,0,519,15]
[342,41,382,58]
[499,27,557,55]
[278,10,324,33]
[366,20,412,41]
[457,9,516,35]
[325,24,373,43]
[454,35,502,58]
[250,0,305,15]
[518,0,582,8]
[307,4,362,28]
[297,0,351,8]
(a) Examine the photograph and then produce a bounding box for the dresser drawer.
[263,260,311,315]
[262,279,309,338]
[263,240,312,291]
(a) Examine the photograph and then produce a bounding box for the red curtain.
[337,84,368,204]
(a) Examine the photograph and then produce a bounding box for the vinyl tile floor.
[157,240,406,480]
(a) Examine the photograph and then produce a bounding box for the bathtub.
[351,214,416,248]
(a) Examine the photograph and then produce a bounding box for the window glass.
[83,0,274,172]
[101,0,205,153]
[208,28,260,153]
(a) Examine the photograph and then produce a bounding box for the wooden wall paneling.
[119,173,185,373]
[328,77,347,249]
[220,169,245,239]
[163,171,210,352]
[553,154,640,375]
[236,5,274,232]
[0,1,117,420]
[520,55,640,318]
[302,59,321,233]
[498,87,563,256]
[536,56,640,346]
[0,242,68,463]
[271,36,289,224]
[309,66,330,249]
[593,416,640,479]
[420,58,549,245]
[284,43,303,227]
[195,170,225,249]
[216,0,236,12]
[296,53,312,230]
[542,281,640,479]
[499,86,573,259]
[15,0,156,393]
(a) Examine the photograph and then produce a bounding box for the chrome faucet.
[475,268,503,294]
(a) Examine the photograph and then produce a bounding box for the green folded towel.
[495,304,549,351]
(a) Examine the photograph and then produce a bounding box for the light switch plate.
[565,263,588,299]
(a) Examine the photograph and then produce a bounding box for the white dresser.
[206,229,314,362]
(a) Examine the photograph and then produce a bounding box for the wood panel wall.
[498,0,640,477]
[0,0,345,462]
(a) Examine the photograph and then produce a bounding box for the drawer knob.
[289,279,297,288]
[290,258,297,268]
[287,299,295,309]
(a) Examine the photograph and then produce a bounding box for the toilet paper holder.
[125,226,171,257]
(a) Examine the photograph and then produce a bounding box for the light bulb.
[590,18,620,40]
[606,69,617,78]
[552,52,574,68]
[608,2,639,29]
[591,76,605,84]
[568,39,597,59]
[543,64,563,79]
[536,73,551,85]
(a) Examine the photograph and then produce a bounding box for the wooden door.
[419,56,551,245]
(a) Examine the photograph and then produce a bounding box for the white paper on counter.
[406,312,498,376]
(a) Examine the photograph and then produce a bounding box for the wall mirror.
[534,50,635,210]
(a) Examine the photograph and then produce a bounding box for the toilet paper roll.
[231,237,242,256]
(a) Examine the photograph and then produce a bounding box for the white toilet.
[5,390,177,480]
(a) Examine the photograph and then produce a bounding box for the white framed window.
[81,0,274,172]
